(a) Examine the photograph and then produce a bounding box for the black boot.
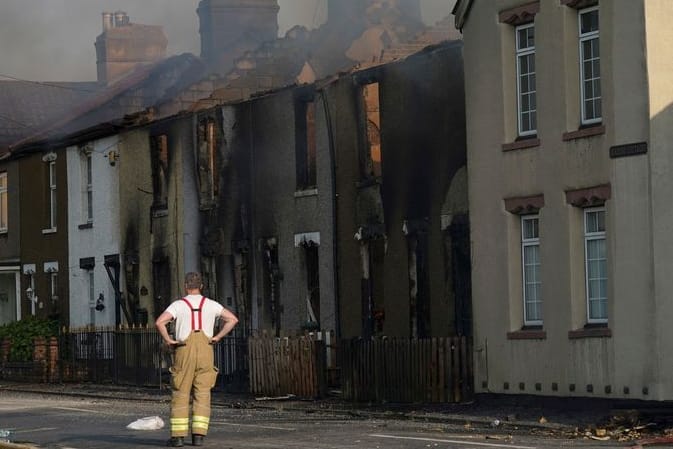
[192,434,204,446]
[167,436,184,447]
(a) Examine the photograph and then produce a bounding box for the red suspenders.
[180,296,207,331]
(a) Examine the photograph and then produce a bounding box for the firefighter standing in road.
[156,272,239,447]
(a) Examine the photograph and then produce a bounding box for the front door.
[0,270,20,325]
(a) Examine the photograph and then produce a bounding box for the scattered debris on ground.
[255,394,297,401]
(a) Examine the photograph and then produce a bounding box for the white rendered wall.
[66,136,121,328]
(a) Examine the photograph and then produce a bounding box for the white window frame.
[584,207,607,323]
[50,272,58,302]
[0,172,7,232]
[83,151,93,223]
[515,23,537,136]
[48,161,57,230]
[88,270,95,307]
[521,215,542,325]
[579,6,601,125]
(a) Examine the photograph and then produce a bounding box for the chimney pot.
[102,12,114,31]
[114,11,128,27]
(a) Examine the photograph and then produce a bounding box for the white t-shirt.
[165,294,224,341]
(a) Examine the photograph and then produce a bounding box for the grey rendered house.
[455,0,673,400]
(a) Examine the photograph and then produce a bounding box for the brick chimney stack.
[95,12,168,85]
[197,0,279,76]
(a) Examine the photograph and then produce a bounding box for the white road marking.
[210,420,296,431]
[369,434,537,449]
[13,427,58,434]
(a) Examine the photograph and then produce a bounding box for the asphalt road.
[0,391,629,449]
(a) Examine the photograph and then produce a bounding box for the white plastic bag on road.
[126,416,165,430]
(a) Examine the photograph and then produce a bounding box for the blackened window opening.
[152,257,171,313]
[197,117,220,206]
[295,99,317,190]
[360,82,381,180]
[150,134,169,210]
[262,242,280,336]
[361,237,385,337]
[305,243,320,328]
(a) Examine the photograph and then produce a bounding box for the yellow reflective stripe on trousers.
[192,415,210,431]
[170,417,190,432]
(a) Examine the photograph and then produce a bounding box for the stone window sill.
[568,327,612,339]
[294,188,318,198]
[502,137,540,152]
[152,208,168,218]
[562,124,605,141]
[507,329,547,340]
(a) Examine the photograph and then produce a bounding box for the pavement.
[1,381,672,448]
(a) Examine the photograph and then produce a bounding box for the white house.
[66,135,121,328]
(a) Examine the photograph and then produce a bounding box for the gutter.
[7,120,124,158]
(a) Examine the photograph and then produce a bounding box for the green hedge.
[0,317,59,362]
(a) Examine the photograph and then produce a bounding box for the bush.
[0,317,59,362]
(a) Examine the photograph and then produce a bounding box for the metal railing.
[58,326,249,391]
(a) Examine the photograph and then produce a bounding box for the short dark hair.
[184,272,203,290]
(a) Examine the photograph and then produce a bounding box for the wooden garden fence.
[341,336,473,403]
[248,335,326,399]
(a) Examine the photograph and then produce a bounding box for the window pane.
[521,73,529,92]
[517,29,526,48]
[525,245,540,266]
[526,299,541,320]
[591,296,607,320]
[596,238,606,258]
[585,101,595,121]
[582,40,592,60]
[580,9,599,34]
[586,210,601,232]
[522,94,530,111]
[523,218,538,239]
[0,191,6,229]
[589,278,601,299]
[518,26,534,49]
[596,210,606,232]
[527,27,535,47]
[520,55,528,73]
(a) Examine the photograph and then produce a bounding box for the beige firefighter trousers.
[169,331,219,437]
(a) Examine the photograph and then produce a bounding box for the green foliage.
[0,317,59,362]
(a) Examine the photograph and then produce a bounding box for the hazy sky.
[0,0,454,82]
